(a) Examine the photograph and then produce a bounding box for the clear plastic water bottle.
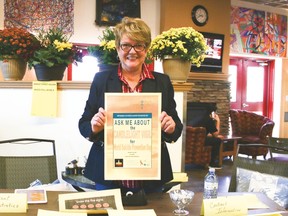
[203,168,218,199]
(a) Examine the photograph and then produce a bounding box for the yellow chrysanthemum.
[148,27,207,65]
[54,40,72,52]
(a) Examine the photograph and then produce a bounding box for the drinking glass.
[169,189,194,215]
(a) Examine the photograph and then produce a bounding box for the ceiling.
[239,0,288,10]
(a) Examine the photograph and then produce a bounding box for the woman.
[78,17,183,193]
[202,105,223,168]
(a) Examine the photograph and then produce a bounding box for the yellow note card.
[0,193,27,213]
[250,213,283,216]
[244,194,268,209]
[203,196,248,216]
[171,172,188,182]
[31,81,58,117]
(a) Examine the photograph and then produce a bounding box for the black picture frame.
[96,0,141,26]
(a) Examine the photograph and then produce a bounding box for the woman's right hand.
[91,107,106,134]
[211,112,220,122]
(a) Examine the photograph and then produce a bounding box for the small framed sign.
[15,189,47,204]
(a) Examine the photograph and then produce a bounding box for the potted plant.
[87,28,119,71]
[0,27,40,80]
[148,27,207,82]
[28,28,81,81]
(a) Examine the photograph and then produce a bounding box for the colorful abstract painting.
[230,6,287,57]
[4,0,74,34]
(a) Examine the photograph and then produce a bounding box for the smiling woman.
[78,17,183,194]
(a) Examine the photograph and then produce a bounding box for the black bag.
[121,189,147,206]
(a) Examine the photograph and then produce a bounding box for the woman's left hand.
[160,111,176,134]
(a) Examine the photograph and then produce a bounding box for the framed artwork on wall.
[4,0,74,33]
[96,0,141,26]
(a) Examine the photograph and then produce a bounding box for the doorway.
[229,58,274,118]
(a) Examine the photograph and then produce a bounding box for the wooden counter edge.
[0,81,193,92]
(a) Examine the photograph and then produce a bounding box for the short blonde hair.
[114,17,151,50]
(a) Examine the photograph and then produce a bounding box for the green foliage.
[28,28,81,68]
[87,28,119,64]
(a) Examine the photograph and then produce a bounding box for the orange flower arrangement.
[0,27,40,62]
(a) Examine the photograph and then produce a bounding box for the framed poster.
[104,93,161,180]
[96,0,141,26]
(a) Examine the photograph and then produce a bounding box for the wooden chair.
[268,137,288,163]
[229,109,275,159]
[185,126,212,168]
[0,138,58,189]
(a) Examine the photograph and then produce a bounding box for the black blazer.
[79,69,183,188]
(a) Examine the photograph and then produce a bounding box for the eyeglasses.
[120,43,146,52]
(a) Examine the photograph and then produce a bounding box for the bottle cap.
[209,167,215,172]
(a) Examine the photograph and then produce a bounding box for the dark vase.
[34,64,66,81]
